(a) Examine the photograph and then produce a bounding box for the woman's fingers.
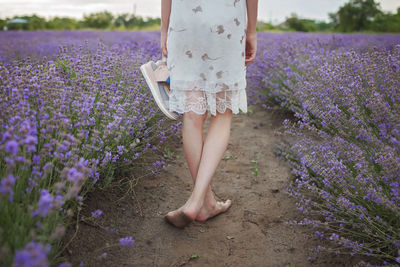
[161,41,168,58]
[245,34,257,66]
[245,50,256,66]
[160,31,168,58]
[162,46,168,58]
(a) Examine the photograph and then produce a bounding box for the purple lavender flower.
[31,189,54,217]
[119,236,135,246]
[66,167,84,184]
[19,132,37,152]
[53,195,65,209]
[0,174,15,202]
[5,140,18,155]
[58,262,72,267]
[13,241,51,267]
[101,151,112,166]
[117,145,125,155]
[91,209,103,219]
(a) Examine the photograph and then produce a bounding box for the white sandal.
[140,57,179,120]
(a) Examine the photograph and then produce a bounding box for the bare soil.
[61,105,372,267]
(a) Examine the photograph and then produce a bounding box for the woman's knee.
[211,108,233,119]
[183,111,207,128]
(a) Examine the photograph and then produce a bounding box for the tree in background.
[0,19,7,30]
[23,14,46,30]
[82,11,113,29]
[46,17,82,30]
[371,7,400,32]
[256,21,277,32]
[284,13,317,32]
[114,13,130,28]
[329,0,382,32]
[282,13,334,32]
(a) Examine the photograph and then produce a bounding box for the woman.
[161,0,258,228]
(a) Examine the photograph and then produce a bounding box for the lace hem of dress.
[168,89,247,116]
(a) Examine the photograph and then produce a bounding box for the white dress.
[166,0,248,116]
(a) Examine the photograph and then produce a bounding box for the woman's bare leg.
[185,108,233,219]
[180,109,231,221]
[181,111,213,203]
[165,108,233,226]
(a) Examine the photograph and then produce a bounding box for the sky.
[0,0,399,24]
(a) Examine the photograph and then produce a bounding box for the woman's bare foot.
[164,206,194,228]
[164,198,204,228]
[195,199,232,222]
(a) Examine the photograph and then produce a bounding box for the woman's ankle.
[185,195,204,212]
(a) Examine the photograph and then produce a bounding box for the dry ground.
[62,105,371,267]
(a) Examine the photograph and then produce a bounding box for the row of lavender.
[247,32,400,264]
[0,30,160,65]
[0,32,181,266]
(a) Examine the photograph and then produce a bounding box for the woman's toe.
[217,199,232,212]
[223,199,232,210]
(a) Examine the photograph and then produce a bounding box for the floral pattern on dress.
[167,0,248,116]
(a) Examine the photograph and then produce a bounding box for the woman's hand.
[161,30,168,58]
[245,31,257,66]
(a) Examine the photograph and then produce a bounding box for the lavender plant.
[283,46,399,263]
[249,32,400,263]
[247,32,400,111]
[0,37,181,266]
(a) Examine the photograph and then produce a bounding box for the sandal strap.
[154,64,169,82]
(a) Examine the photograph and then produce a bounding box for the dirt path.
[63,105,365,267]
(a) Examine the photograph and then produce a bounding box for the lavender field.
[0,30,399,266]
